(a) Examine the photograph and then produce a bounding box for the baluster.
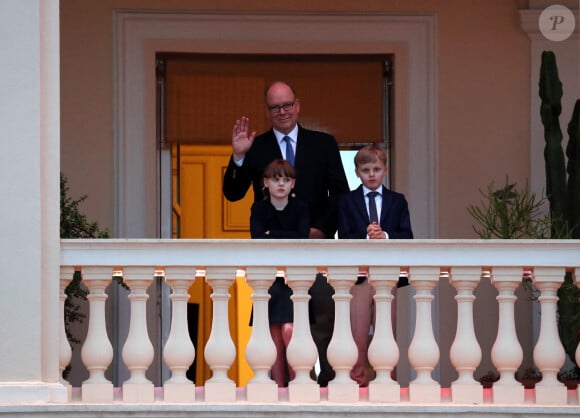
[122,266,155,402]
[204,266,237,402]
[80,266,114,402]
[408,266,441,403]
[286,266,319,403]
[449,267,483,404]
[245,266,278,402]
[59,266,74,399]
[490,267,524,404]
[326,266,359,402]
[533,267,567,405]
[367,266,400,403]
[163,266,197,403]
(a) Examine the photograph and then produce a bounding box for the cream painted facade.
[0,0,579,406]
[59,0,579,240]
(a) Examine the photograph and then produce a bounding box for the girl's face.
[264,175,295,199]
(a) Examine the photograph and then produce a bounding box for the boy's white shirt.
[361,184,389,239]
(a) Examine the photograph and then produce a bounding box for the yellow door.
[172,144,255,387]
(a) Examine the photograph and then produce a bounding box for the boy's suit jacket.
[338,184,413,239]
[223,124,349,238]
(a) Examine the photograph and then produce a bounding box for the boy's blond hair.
[354,145,387,168]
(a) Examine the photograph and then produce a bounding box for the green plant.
[516,367,542,389]
[477,370,499,389]
[469,51,580,383]
[467,178,545,301]
[60,174,110,240]
[467,177,550,239]
[539,50,580,239]
[566,101,580,237]
[60,174,109,345]
[61,174,132,370]
[539,50,580,371]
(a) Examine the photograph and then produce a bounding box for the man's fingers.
[233,117,251,137]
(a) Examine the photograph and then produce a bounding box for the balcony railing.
[57,238,580,414]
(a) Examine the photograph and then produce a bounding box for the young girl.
[250,159,310,387]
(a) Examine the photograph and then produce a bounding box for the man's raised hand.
[232,116,256,161]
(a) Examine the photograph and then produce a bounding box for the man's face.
[265,83,300,134]
[355,161,387,190]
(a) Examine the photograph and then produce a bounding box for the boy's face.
[264,176,295,199]
[355,161,387,190]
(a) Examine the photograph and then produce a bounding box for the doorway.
[159,54,393,386]
[115,10,437,389]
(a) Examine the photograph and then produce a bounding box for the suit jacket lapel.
[294,124,319,165]
[266,130,283,159]
[354,185,370,223]
[294,125,305,167]
[379,185,393,224]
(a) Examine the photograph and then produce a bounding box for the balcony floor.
[1,387,578,417]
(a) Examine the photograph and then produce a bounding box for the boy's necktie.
[367,191,379,223]
[283,136,295,166]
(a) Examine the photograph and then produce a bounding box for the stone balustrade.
[59,239,580,407]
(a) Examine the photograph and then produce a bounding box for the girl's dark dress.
[250,197,310,324]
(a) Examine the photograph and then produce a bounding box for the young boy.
[338,144,413,386]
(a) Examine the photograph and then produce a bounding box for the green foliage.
[539,51,568,238]
[61,174,109,345]
[60,174,109,239]
[467,177,550,239]
[566,100,580,238]
[538,51,580,368]
[63,271,87,346]
[558,272,580,368]
[468,50,580,386]
[539,51,580,238]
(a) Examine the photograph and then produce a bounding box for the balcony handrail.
[61,238,580,269]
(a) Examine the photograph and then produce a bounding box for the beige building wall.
[60,0,537,239]
[57,0,579,388]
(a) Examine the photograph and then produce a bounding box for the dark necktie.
[283,136,295,166]
[367,191,379,224]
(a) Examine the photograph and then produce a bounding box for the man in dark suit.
[223,81,350,386]
[338,144,413,386]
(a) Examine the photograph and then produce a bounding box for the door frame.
[113,11,437,240]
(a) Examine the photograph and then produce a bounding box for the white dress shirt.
[362,184,389,239]
[233,125,299,166]
[274,125,298,160]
